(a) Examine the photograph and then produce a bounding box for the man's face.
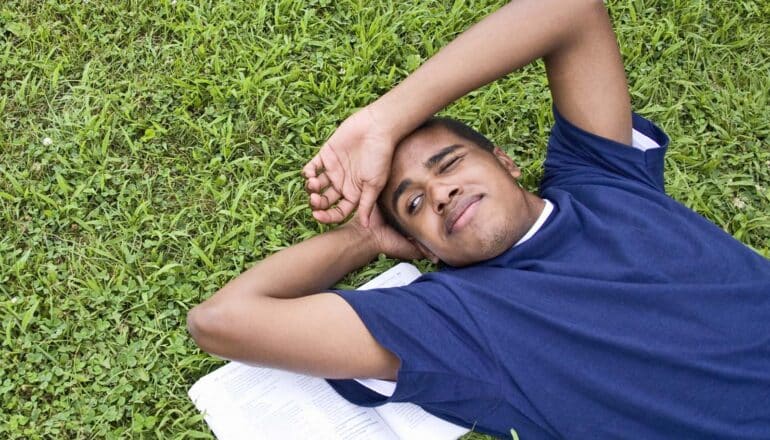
[382,125,534,267]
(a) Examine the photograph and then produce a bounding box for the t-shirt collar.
[513,198,554,247]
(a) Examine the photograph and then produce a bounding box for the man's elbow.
[566,0,606,8]
[579,0,610,19]
[187,302,227,355]
[557,0,608,22]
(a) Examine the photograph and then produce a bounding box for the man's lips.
[445,195,483,234]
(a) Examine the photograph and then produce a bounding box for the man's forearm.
[374,0,607,135]
[186,225,402,375]
[208,225,378,304]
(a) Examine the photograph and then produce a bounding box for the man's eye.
[439,156,462,173]
[407,195,423,214]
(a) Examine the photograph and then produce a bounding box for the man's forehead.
[391,125,464,172]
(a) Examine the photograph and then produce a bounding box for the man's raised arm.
[187,210,420,380]
[305,0,631,224]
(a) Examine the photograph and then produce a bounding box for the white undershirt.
[514,198,554,247]
[354,377,397,397]
[354,128,661,397]
[631,127,661,151]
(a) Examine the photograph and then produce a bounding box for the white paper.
[357,263,423,291]
[189,362,398,440]
[376,403,469,440]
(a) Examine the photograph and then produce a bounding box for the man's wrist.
[368,93,427,142]
[340,222,383,260]
[372,62,454,138]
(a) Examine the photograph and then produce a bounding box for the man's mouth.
[445,195,483,235]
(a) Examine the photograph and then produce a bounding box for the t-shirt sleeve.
[541,106,670,192]
[325,275,501,423]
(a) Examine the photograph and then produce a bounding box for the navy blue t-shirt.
[328,108,770,439]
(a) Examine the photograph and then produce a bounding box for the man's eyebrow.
[424,144,462,170]
[391,178,413,213]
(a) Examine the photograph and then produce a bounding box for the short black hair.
[377,116,496,236]
[421,116,495,153]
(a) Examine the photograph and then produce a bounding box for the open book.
[188,263,470,440]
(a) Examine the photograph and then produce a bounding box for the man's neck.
[512,191,547,246]
[525,192,546,227]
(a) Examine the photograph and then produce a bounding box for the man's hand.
[345,207,422,261]
[303,106,397,227]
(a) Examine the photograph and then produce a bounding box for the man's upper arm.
[188,292,400,381]
[544,1,632,145]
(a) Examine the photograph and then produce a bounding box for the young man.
[188,0,770,438]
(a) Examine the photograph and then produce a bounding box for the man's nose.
[431,183,460,215]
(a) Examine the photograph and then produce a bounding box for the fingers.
[303,146,349,213]
[306,172,343,210]
[310,183,381,226]
[309,187,342,210]
[317,146,346,198]
[304,173,331,194]
[357,186,379,228]
[312,198,356,224]
[302,154,324,179]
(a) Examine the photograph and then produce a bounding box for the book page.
[189,362,398,440]
[375,403,469,440]
[357,263,423,291]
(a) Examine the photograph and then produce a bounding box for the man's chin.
[456,230,517,266]
[440,248,506,268]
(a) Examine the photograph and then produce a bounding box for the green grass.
[1,0,768,438]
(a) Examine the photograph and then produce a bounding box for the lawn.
[1,0,768,438]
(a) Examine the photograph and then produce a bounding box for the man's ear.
[408,237,439,264]
[492,146,521,179]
